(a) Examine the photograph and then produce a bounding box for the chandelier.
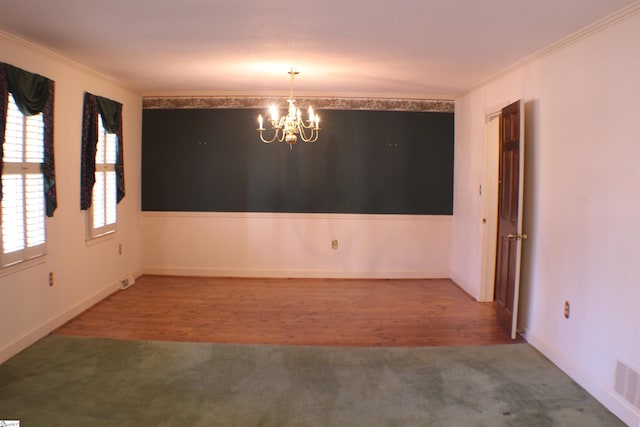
[257,68,320,146]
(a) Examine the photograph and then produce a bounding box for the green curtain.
[0,63,57,217]
[80,93,98,210]
[5,64,51,116]
[81,92,125,209]
[98,96,125,204]
[0,65,7,204]
[97,96,121,134]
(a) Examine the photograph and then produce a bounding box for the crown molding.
[0,28,137,93]
[469,1,640,93]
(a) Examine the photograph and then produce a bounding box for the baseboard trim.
[524,329,640,427]
[0,281,121,364]
[142,267,450,280]
[449,271,480,301]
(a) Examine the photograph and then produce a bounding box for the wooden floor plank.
[54,275,523,346]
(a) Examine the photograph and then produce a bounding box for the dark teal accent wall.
[141,108,454,215]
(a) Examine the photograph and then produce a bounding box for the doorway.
[479,112,500,302]
[480,101,526,339]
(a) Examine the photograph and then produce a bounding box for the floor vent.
[120,275,135,290]
[614,360,640,409]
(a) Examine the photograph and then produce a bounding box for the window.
[88,117,117,238]
[80,92,123,238]
[1,94,46,267]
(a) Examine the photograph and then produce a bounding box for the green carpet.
[0,336,623,426]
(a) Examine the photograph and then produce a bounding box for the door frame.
[479,107,502,303]
[480,100,525,339]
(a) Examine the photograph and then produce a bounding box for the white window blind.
[1,94,46,267]
[89,117,117,237]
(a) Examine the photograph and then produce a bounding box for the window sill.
[0,254,46,278]
[85,230,116,247]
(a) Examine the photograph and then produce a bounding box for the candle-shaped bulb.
[297,108,301,121]
[315,114,320,128]
[258,114,263,129]
[308,106,314,121]
[270,105,278,121]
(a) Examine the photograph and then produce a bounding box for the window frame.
[0,93,47,268]
[86,116,117,239]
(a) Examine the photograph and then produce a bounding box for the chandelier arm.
[297,123,319,143]
[258,128,281,143]
[297,123,311,142]
[278,131,287,143]
[307,130,319,143]
[299,120,314,130]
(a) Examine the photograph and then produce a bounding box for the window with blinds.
[1,94,46,268]
[88,117,117,238]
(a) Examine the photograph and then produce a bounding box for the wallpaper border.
[143,96,454,113]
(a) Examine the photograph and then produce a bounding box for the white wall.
[142,212,452,279]
[452,9,640,426]
[0,33,143,363]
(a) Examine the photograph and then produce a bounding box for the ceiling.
[0,0,637,99]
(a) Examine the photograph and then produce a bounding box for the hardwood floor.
[54,275,522,347]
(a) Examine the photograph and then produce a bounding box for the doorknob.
[508,233,528,241]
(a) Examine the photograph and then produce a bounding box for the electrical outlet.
[49,272,54,287]
[564,301,570,319]
[331,239,338,250]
